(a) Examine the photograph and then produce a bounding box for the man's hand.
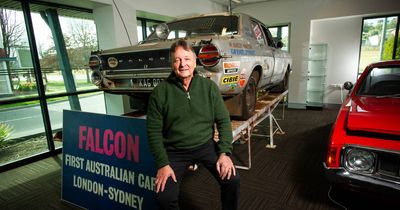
[155,165,177,193]
[216,153,236,180]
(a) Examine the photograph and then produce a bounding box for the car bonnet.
[346,96,400,136]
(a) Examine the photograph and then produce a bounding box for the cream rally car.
[89,13,292,120]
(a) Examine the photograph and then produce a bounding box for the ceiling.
[0,0,277,19]
[209,0,277,7]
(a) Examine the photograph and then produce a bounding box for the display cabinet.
[306,43,327,108]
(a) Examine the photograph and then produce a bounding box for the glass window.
[137,19,143,42]
[0,9,37,99]
[146,21,159,38]
[79,92,106,114]
[358,15,399,74]
[145,16,238,42]
[260,24,275,47]
[0,10,99,103]
[34,15,98,95]
[268,24,290,51]
[357,66,400,96]
[167,30,188,39]
[251,21,265,46]
[137,18,163,42]
[0,2,103,168]
[0,102,48,165]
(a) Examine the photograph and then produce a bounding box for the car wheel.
[239,71,259,120]
[271,68,290,93]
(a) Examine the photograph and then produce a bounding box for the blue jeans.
[156,139,240,210]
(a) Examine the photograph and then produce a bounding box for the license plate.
[133,78,164,88]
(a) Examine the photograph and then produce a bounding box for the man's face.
[171,46,196,80]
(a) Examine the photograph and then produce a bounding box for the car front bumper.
[323,162,400,197]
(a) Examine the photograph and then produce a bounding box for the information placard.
[62,110,156,210]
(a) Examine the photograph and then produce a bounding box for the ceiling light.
[232,0,242,3]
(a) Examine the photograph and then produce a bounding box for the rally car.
[88,13,292,120]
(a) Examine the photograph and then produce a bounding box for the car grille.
[100,47,203,74]
[375,151,400,182]
[102,49,171,70]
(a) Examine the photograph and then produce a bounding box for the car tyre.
[271,68,290,93]
[239,71,259,120]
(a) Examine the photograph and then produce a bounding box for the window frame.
[357,14,400,76]
[268,23,291,52]
[0,0,100,171]
[136,17,164,42]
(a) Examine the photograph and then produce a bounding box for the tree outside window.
[0,8,24,93]
[0,8,98,100]
[359,15,399,74]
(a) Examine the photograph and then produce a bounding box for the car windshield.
[357,66,400,97]
[145,15,239,41]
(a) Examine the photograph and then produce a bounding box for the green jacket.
[146,72,233,168]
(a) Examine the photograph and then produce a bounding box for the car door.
[260,24,286,84]
[250,20,274,87]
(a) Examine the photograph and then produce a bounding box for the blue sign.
[62,110,157,210]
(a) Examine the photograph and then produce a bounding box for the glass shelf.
[306,88,325,92]
[309,43,327,60]
[307,74,326,77]
[306,43,327,108]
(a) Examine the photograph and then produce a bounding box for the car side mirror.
[276,41,284,49]
[343,81,353,90]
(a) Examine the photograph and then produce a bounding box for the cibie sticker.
[223,61,240,74]
[221,75,239,84]
[107,57,118,68]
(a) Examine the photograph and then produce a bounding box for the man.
[146,39,240,210]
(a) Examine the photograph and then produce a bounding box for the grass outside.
[359,48,380,73]
[0,80,96,110]
[45,79,95,92]
[0,77,98,166]
[0,135,62,166]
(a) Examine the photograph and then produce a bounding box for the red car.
[324,60,400,196]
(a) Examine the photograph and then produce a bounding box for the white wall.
[89,0,225,115]
[234,0,400,108]
[311,16,362,104]
[92,0,225,49]
[86,0,400,112]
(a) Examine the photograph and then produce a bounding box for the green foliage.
[0,122,14,146]
[17,82,37,91]
[382,35,400,60]
[368,28,381,37]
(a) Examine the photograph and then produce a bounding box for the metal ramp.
[226,90,288,170]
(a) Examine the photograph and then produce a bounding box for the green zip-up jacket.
[146,71,233,168]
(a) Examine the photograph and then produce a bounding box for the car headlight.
[344,148,375,173]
